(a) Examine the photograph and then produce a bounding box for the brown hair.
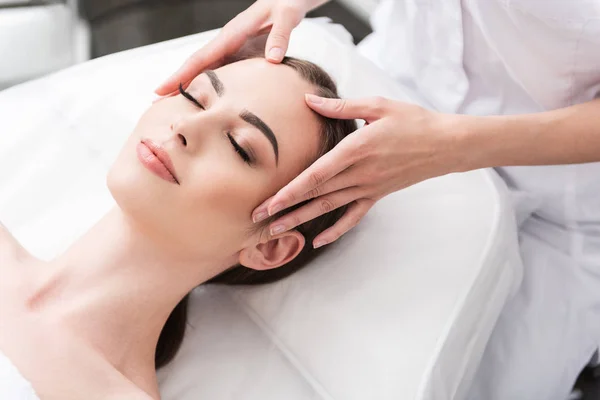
[155,56,357,369]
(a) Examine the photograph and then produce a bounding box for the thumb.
[305,94,389,122]
[265,7,303,62]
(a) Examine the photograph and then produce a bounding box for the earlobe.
[239,230,305,271]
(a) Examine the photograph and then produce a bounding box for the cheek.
[132,107,170,140]
[106,103,184,219]
[181,156,268,226]
[107,105,276,256]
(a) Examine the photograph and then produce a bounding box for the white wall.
[0,3,90,90]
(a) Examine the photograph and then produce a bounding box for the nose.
[169,110,221,153]
[170,122,188,147]
[170,119,188,148]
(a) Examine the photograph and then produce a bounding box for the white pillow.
[0,18,522,400]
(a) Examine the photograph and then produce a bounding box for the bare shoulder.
[0,220,32,262]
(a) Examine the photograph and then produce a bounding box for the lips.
[137,139,179,184]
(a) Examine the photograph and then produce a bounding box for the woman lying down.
[0,50,356,399]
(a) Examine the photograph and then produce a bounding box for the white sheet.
[0,352,40,400]
[0,19,523,400]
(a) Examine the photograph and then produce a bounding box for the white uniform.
[358,0,600,399]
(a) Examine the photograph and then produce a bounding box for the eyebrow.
[204,69,279,165]
[205,70,224,96]
[240,110,279,164]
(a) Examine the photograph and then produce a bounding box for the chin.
[106,154,173,235]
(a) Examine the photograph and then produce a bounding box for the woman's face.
[107,58,322,265]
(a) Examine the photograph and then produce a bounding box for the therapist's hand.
[155,0,329,96]
[253,95,469,248]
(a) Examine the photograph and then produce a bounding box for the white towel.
[0,351,39,399]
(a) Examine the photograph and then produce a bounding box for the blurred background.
[0,0,373,90]
[0,1,599,398]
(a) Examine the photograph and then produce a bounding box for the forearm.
[458,99,600,171]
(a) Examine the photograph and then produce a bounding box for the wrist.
[440,113,488,173]
[444,113,521,172]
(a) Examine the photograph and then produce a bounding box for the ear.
[238,230,305,271]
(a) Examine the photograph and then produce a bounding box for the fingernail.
[269,204,283,216]
[253,211,268,223]
[305,93,324,105]
[268,47,283,61]
[270,224,286,236]
[313,240,327,249]
[152,95,164,104]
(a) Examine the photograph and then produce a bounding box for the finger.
[267,135,361,216]
[253,166,358,223]
[152,86,182,103]
[254,164,359,223]
[155,34,242,95]
[295,166,362,203]
[252,195,275,223]
[305,94,389,122]
[265,5,303,62]
[155,8,266,95]
[312,198,375,248]
[254,165,362,223]
[267,187,365,237]
[256,24,273,36]
[154,46,218,95]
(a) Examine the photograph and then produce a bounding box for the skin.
[153,0,329,94]
[254,97,600,246]
[157,0,600,249]
[0,58,322,399]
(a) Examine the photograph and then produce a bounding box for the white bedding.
[0,19,523,400]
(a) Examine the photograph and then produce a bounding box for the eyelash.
[227,133,251,164]
[178,83,252,165]
[178,83,204,109]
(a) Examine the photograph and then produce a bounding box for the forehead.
[212,59,322,175]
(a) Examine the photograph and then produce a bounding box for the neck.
[24,207,230,397]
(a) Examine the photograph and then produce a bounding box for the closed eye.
[178,83,252,165]
[179,83,205,109]
[227,133,252,165]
